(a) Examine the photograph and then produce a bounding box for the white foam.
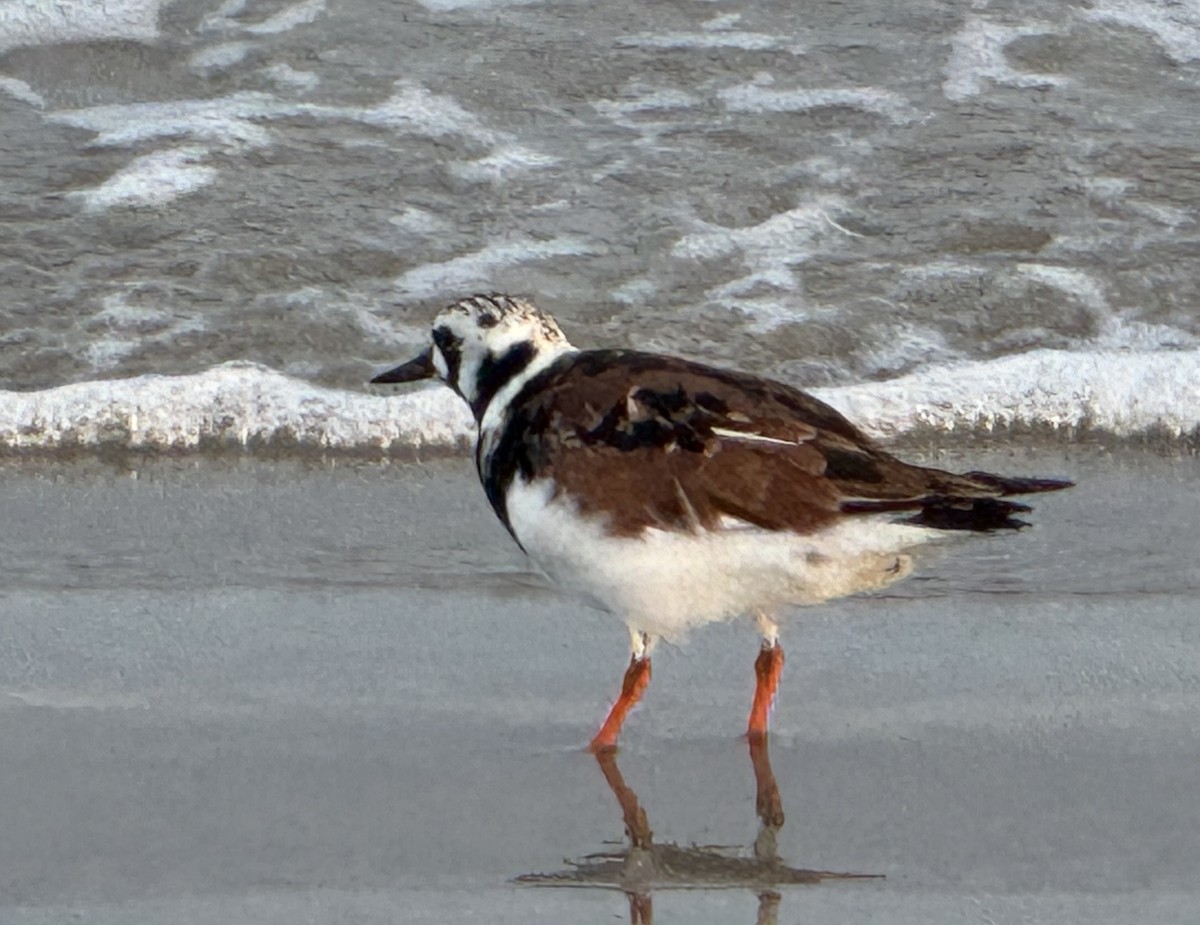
[1014,263,1108,313]
[674,199,840,262]
[0,0,165,53]
[2,349,1195,455]
[280,289,419,351]
[260,63,320,91]
[49,81,501,212]
[673,197,848,310]
[79,293,209,373]
[83,296,179,370]
[590,86,703,161]
[1085,175,1133,207]
[1093,317,1198,351]
[1086,0,1200,62]
[188,41,257,72]
[592,88,701,120]
[0,75,44,108]
[703,13,742,31]
[855,323,959,378]
[730,294,806,334]
[609,276,659,305]
[448,145,560,182]
[82,338,139,372]
[76,146,217,211]
[393,236,596,299]
[350,80,497,142]
[818,348,1200,439]
[50,82,498,151]
[1125,199,1196,229]
[414,0,539,10]
[943,17,1067,101]
[388,207,452,235]
[199,0,248,31]
[197,0,324,35]
[899,259,990,282]
[718,81,914,123]
[617,30,797,52]
[0,363,473,453]
[243,0,325,35]
[92,294,171,329]
[901,260,1199,353]
[616,11,802,53]
[49,92,284,149]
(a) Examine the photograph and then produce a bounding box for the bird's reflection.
[517,734,878,922]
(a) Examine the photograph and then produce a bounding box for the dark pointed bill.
[370,348,436,384]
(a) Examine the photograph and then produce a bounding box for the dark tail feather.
[840,469,1073,532]
[962,471,1074,495]
[841,495,1035,531]
[907,497,1033,531]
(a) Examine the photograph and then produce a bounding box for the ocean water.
[1,0,1199,451]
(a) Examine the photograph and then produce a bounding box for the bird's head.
[371,293,574,418]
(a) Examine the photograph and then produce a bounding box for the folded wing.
[487,350,1071,537]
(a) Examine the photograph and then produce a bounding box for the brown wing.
[483,350,1068,538]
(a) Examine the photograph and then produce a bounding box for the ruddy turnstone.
[372,293,1071,751]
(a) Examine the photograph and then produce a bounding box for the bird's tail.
[841,469,1073,531]
[958,470,1075,496]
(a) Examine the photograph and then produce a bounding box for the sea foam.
[77,147,218,211]
[1,350,1196,455]
[820,348,1199,440]
[0,0,165,53]
[0,363,472,454]
[943,17,1067,101]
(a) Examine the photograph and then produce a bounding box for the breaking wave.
[1,349,1196,456]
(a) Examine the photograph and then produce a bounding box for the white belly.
[504,477,930,639]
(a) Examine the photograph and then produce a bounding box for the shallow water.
[1,451,1198,922]
[2,446,1195,597]
[2,0,1199,406]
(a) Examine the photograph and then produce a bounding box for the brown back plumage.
[481,350,1071,538]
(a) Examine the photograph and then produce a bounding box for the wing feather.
[485,349,1048,538]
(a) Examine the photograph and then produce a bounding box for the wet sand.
[1,448,1198,923]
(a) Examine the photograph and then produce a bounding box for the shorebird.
[372,294,1070,751]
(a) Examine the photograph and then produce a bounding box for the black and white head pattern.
[429,294,573,419]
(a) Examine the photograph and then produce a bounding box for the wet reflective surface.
[1,446,1196,596]
[518,737,880,923]
[1,453,1198,922]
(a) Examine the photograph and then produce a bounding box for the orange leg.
[747,729,785,829]
[628,891,653,924]
[593,746,653,848]
[589,654,652,753]
[747,641,784,737]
